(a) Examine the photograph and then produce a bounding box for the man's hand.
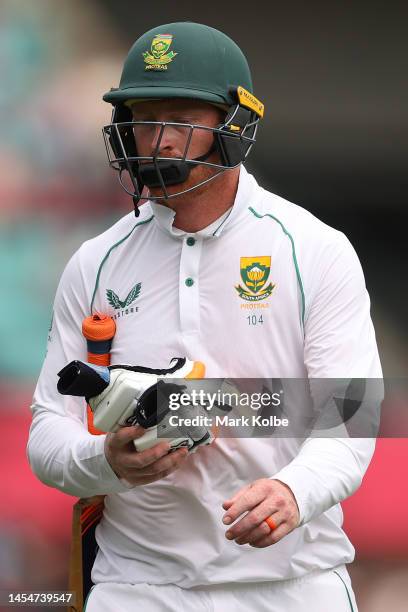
[105,425,188,486]
[222,479,300,547]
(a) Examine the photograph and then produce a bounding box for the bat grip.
[82,313,116,434]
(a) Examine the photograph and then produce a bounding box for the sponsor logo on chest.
[106,282,142,320]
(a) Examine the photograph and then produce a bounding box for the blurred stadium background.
[1,1,407,610]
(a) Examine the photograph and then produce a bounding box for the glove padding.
[57,357,214,453]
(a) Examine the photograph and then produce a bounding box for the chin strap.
[133,195,141,216]
[194,141,218,163]
[133,141,219,216]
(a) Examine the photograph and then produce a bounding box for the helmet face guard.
[102,88,263,209]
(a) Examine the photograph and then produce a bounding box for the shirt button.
[185,277,194,287]
[186,237,196,246]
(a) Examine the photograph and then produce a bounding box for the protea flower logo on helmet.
[143,34,178,70]
[235,257,275,301]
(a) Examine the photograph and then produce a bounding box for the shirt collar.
[149,165,255,239]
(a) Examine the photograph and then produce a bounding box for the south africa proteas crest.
[143,34,177,71]
[235,257,275,301]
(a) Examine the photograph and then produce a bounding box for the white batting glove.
[58,358,213,453]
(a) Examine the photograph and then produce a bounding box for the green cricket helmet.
[102,22,264,212]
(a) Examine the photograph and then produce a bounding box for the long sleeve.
[273,231,383,524]
[27,246,131,498]
[273,437,375,524]
[27,410,130,498]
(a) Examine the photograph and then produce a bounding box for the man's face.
[130,98,225,200]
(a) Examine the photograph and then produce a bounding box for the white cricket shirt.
[28,166,382,587]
